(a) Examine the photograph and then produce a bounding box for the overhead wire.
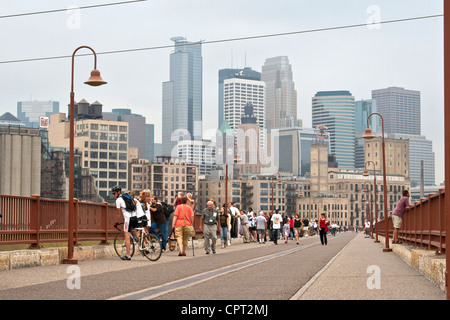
[0,0,148,19]
[0,13,443,65]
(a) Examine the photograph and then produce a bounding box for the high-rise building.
[103,108,151,160]
[48,113,129,200]
[267,127,318,176]
[162,36,203,157]
[261,56,298,130]
[223,77,266,148]
[389,133,435,187]
[372,87,421,135]
[176,139,216,176]
[235,103,264,175]
[218,67,261,129]
[17,100,59,128]
[354,99,381,169]
[312,91,355,169]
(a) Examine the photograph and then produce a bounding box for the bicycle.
[113,222,162,261]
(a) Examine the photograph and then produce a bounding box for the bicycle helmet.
[111,185,122,193]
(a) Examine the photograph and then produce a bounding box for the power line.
[0,0,148,19]
[0,13,443,65]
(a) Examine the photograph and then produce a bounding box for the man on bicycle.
[112,186,137,260]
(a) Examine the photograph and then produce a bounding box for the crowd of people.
[112,185,347,260]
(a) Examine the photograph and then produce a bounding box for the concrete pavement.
[293,231,446,300]
[0,231,446,300]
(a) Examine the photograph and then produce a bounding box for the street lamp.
[63,46,107,265]
[364,160,379,243]
[363,113,391,252]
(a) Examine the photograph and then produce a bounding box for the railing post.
[29,194,41,249]
[74,198,79,246]
[438,188,445,254]
[428,193,433,250]
[100,201,109,245]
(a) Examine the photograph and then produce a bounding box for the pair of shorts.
[175,226,189,246]
[392,215,402,229]
[123,216,139,233]
[294,227,302,234]
[303,227,309,231]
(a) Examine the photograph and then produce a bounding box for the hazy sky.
[0,0,444,183]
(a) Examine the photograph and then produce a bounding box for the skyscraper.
[218,67,261,129]
[261,56,298,130]
[371,87,421,135]
[372,87,435,186]
[162,36,203,157]
[223,77,266,148]
[312,91,355,169]
[354,99,381,169]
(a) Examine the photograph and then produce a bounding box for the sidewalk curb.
[378,236,447,292]
[0,237,244,271]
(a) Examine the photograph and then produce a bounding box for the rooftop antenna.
[244,51,247,67]
[231,50,233,68]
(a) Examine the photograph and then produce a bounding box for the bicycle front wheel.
[142,233,162,261]
[114,233,135,259]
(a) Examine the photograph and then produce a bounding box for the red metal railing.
[0,194,205,248]
[375,188,446,253]
[0,195,121,248]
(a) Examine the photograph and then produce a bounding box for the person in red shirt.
[318,213,330,245]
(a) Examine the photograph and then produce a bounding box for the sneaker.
[121,255,131,260]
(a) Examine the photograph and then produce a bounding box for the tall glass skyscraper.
[261,56,298,130]
[312,91,355,169]
[354,99,381,169]
[162,37,203,157]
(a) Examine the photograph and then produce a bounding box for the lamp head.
[362,128,374,139]
[84,69,107,87]
[363,170,369,177]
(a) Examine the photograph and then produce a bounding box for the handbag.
[181,205,196,238]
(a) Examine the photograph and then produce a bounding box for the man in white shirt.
[271,210,282,245]
[113,186,137,260]
[364,221,371,238]
[228,202,239,245]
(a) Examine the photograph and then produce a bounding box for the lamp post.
[444,0,450,300]
[363,113,391,252]
[63,46,107,264]
[364,160,379,243]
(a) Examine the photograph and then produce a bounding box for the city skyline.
[0,0,444,183]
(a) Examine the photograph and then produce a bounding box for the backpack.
[160,201,174,219]
[121,193,136,212]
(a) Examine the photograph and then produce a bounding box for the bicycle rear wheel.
[142,233,162,261]
[114,233,135,259]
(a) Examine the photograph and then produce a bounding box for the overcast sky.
[0,0,444,184]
